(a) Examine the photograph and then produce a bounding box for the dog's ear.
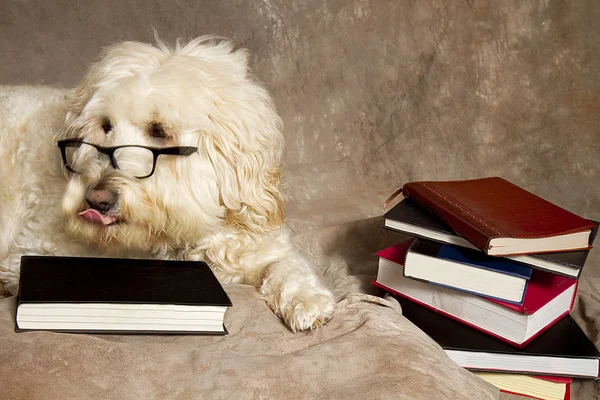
[174,37,285,233]
[186,44,284,233]
[200,80,285,233]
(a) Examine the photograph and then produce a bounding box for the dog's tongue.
[78,209,117,225]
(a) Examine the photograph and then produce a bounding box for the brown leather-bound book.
[399,177,597,256]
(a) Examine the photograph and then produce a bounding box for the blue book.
[437,245,533,279]
[403,239,533,304]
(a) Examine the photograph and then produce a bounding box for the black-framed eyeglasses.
[57,139,198,179]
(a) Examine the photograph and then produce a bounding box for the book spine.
[402,182,497,254]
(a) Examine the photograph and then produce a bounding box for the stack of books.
[373,177,600,400]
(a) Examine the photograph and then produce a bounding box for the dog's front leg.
[199,228,335,332]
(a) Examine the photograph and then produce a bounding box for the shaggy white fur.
[0,36,334,332]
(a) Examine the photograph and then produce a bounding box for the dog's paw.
[281,290,335,333]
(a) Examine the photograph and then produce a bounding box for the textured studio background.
[1,0,598,220]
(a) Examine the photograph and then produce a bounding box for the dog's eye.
[148,122,167,138]
[101,118,112,134]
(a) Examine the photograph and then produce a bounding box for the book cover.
[383,198,598,278]
[397,295,600,379]
[16,256,232,334]
[399,177,597,256]
[377,238,414,266]
[18,256,232,306]
[489,270,577,315]
[437,243,533,279]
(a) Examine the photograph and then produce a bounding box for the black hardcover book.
[384,199,599,279]
[397,296,600,379]
[16,256,232,335]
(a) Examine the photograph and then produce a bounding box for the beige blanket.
[1,221,599,400]
[0,286,499,399]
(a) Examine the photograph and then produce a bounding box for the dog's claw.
[311,315,329,330]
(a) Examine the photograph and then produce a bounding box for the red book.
[399,177,596,256]
[375,240,578,347]
[488,271,577,315]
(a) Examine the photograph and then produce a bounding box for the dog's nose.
[85,187,118,212]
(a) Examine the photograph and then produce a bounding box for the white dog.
[0,36,334,332]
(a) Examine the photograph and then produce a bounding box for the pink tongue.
[78,209,117,225]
